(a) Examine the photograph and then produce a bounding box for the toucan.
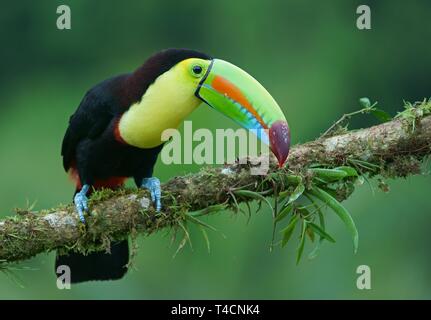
[57,48,290,283]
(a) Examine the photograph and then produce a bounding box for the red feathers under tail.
[69,166,127,194]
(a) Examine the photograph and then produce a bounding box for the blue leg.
[141,177,161,211]
[74,184,90,223]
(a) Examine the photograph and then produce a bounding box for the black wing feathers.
[61,75,128,171]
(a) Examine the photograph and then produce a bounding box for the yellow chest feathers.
[118,61,202,148]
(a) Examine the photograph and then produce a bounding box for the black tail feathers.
[55,240,129,283]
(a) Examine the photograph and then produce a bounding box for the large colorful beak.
[195,59,290,167]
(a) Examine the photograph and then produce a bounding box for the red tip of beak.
[269,120,290,168]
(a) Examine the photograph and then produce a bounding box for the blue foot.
[141,177,161,211]
[74,184,90,223]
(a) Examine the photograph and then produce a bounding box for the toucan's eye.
[192,65,203,76]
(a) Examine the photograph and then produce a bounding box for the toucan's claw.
[74,184,90,223]
[141,177,161,211]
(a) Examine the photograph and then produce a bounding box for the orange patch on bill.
[211,75,268,129]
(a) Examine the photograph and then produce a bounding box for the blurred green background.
[0,0,430,299]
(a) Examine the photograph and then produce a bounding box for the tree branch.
[1,101,431,263]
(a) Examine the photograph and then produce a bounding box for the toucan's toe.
[74,184,90,223]
[141,177,162,211]
[74,193,88,223]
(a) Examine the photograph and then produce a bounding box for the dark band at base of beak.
[269,120,290,167]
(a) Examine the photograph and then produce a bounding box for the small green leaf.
[312,177,330,185]
[320,187,338,199]
[234,190,274,216]
[306,224,315,242]
[288,183,305,204]
[370,108,392,123]
[234,189,266,200]
[303,193,326,260]
[275,203,293,223]
[279,176,303,196]
[308,222,336,243]
[281,214,299,247]
[296,206,313,219]
[316,206,325,232]
[296,220,308,264]
[359,97,371,108]
[285,175,302,185]
[334,166,358,177]
[308,187,359,253]
[310,168,347,182]
[279,183,305,207]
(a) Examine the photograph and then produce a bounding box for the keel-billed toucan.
[58,48,290,283]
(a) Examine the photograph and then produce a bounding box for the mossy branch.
[1,100,431,263]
